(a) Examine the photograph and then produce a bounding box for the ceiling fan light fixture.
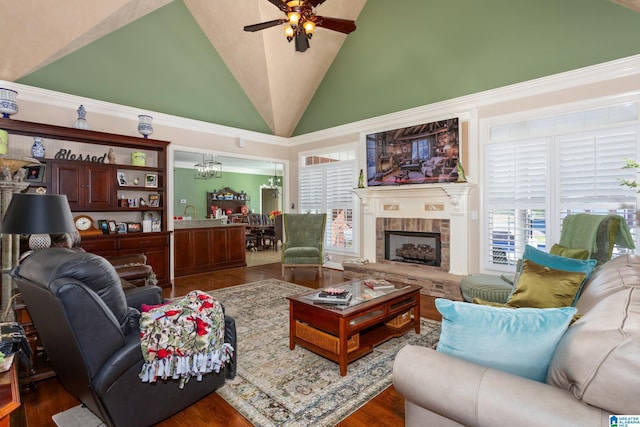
[284,24,295,41]
[287,11,300,26]
[303,20,315,35]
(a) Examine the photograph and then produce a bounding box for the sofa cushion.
[547,255,640,415]
[435,298,577,382]
[505,259,586,308]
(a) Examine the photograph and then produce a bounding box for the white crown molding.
[0,80,289,147]
[289,53,640,146]
[4,53,640,148]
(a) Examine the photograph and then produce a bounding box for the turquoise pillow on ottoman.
[435,298,577,382]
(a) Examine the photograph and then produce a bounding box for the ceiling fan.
[244,0,356,52]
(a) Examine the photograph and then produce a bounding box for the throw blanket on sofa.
[139,290,233,388]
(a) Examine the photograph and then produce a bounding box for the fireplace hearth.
[385,231,441,267]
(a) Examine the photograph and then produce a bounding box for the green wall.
[173,168,281,219]
[16,0,640,136]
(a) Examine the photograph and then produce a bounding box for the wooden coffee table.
[287,280,421,376]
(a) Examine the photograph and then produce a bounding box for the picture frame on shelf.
[148,194,159,207]
[151,220,162,232]
[142,211,160,222]
[145,173,158,188]
[127,198,138,208]
[117,172,128,186]
[25,165,45,183]
[98,220,109,235]
[116,222,127,234]
[108,220,117,234]
[127,222,142,233]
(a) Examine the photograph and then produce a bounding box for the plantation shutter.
[485,138,548,267]
[325,161,356,247]
[558,126,638,208]
[299,165,324,214]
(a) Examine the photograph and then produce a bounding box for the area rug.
[52,279,441,427]
[213,279,440,427]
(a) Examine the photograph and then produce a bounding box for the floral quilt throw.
[139,290,233,388]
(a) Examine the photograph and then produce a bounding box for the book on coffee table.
[313,290,353,305]
[363,279,395,290]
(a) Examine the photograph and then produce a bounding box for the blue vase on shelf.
[137,115,153,139]
[31,137,45,158]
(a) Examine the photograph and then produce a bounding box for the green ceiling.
[17,0,640,137]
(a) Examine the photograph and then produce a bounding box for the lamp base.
[28,234,51,251]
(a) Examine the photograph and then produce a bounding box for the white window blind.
[484,104,639,272]
[299,158,357,253]
[299,165,324,214]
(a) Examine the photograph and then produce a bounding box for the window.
[300,150,357,253]
[484,102,639,271]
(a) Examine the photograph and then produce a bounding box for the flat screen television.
[365,117,460,186]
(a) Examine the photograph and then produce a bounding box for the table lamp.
[1,193,76,250]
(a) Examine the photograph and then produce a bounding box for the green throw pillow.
[549,243,589,260]
[506,259,586,308]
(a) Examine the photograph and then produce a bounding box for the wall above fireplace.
[353,183,475,275]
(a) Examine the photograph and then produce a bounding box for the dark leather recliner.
[12,248,237,427]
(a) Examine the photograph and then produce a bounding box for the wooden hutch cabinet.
[0,118,171,287]
[50,160,115,210]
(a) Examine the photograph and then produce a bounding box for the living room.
[2,1,640,426]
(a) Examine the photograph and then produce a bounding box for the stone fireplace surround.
[344,183,475,301]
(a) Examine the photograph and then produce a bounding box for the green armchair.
[281,213,327,278]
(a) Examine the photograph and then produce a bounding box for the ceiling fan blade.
[267,0,288,13]
[295,32,310,52]
[314,16,356,34]
[244,19,287,32]
[306,0,328,8]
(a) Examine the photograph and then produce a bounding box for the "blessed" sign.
[54,148,107,163]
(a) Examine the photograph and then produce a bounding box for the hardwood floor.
[20,261,439,427]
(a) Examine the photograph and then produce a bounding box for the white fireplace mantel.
[353,183,476,275]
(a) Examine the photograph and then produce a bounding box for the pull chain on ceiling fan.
[244,0,356,52]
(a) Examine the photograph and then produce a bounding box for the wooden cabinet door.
[192,229,213,268]
[50,161,114,210]
[85,164,114,209]
[50,161,83,210]
[227,225,246,264]
[211,227,229,264]
[174,230,194,270]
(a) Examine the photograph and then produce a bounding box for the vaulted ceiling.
[2,1,640,138]
[0,0,365,137]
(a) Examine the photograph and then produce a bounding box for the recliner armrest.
[124,285,162,310]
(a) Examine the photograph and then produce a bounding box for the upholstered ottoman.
[460,274,513,303]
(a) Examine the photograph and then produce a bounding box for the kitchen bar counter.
[173,218,241,229]
[173,223,246,277]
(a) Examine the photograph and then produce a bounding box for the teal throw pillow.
[435,298,577,382]
[522,245,596,276]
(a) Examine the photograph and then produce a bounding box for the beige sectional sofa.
[393,254,640,427]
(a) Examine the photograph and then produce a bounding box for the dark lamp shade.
[0,193,76,235]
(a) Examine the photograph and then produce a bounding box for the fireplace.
[385,231,441,267]
[376,217,450,271]
[354,183,474,275]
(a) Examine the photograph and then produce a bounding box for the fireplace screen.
[385,231,441,267]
